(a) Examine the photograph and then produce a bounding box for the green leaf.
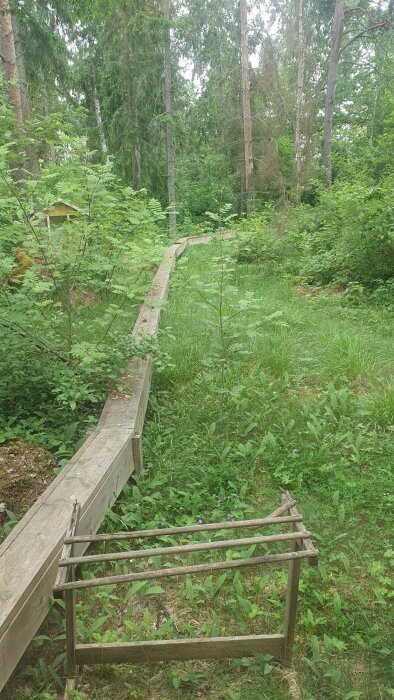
[89,616,108,633]
[145,586,165,595]
[124,581,147,601]
[310,635,320,660]
[333,591,342,616]
[213,573,228,597]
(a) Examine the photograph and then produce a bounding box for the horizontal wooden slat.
[65,504,299,544]
[60,530,311,567]
[55,549,318,592]
[97,356,152,431]
[75,634,285,664]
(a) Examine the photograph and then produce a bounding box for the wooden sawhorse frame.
[54,491,318,698]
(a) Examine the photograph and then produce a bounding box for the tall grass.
[93,241,393,699]
[10,240,393,700]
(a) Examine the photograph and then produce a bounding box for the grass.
[6,238,394,700]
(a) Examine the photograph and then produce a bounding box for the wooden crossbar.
[60,529,312,567]
[54,548,317,592]
[64,500,298,544]
[75,634,286,664]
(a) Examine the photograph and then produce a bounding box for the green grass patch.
[9,239,393,700]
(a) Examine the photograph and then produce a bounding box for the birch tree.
[163,0,176,233]
[0,0,23,127]
[240,0,253,215]
[322,0,345,187]
[295,0,305,200]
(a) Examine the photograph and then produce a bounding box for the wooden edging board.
[0,231,236,691]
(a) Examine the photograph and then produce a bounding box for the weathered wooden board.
[75,634,286,664]
[0,232,235,690]
[97,356,153,431]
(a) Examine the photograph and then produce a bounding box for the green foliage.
[11,240,393,699]
[57,241,391,700]
[0,138,164,451]
[236,178,394,289]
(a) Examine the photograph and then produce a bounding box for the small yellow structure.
[44,200,80,231]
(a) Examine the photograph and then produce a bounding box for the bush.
[0,141,165,449]
[236,179,394,289]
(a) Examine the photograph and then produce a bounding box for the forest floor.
[0,441,56,541]
[7,239,394,700]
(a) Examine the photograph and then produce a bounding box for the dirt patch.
[68,286,97,307]
[0,440,56,524]
[295,284,346,298]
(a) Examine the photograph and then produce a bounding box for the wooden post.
[63,505,80,681]
[64,678,76,700]
[283,530,301,663]
[132,433,143,475]
[65,579,77,678]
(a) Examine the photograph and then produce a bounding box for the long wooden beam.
[60,530,312,567]
[54,549,318,592]
[75,634,286,664]
[0,233,236,691]
[65,503,298,544]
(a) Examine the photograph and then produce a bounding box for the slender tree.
[240,0,253,215]
[323,0,345,187]
[0,0,23,127]
[295,0,305,200]
[11,13,31,123]
[91,58,108,162]
[163,0,176,233]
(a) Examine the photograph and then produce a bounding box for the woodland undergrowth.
[13,237,393,700]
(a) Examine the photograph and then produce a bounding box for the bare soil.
[0,440,56,525]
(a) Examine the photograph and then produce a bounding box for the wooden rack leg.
[63,677,76,700]
[65,583,77,679]
[283,537,301,664]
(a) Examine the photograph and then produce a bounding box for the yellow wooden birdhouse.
[44,200,80,232]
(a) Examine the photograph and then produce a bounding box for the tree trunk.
[0,0,23,126]
[40,68,56,163]
[132,103,141,188]
[91,61,108,162]
[240,0,253,216]
[11,13,30,122]
[323,0,345,187]
[163,0,176,234]
[295,0,304,202]
[12,12,40,177]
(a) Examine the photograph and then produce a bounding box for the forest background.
[0,0,393,479]
[0,0,393,503]
[0,2,393,698]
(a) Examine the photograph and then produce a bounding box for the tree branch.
[340,21,388,54]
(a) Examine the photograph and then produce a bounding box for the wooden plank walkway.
[0,232,236,691]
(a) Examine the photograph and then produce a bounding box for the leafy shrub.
[0,140,165,449]
[236,179,394,289]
